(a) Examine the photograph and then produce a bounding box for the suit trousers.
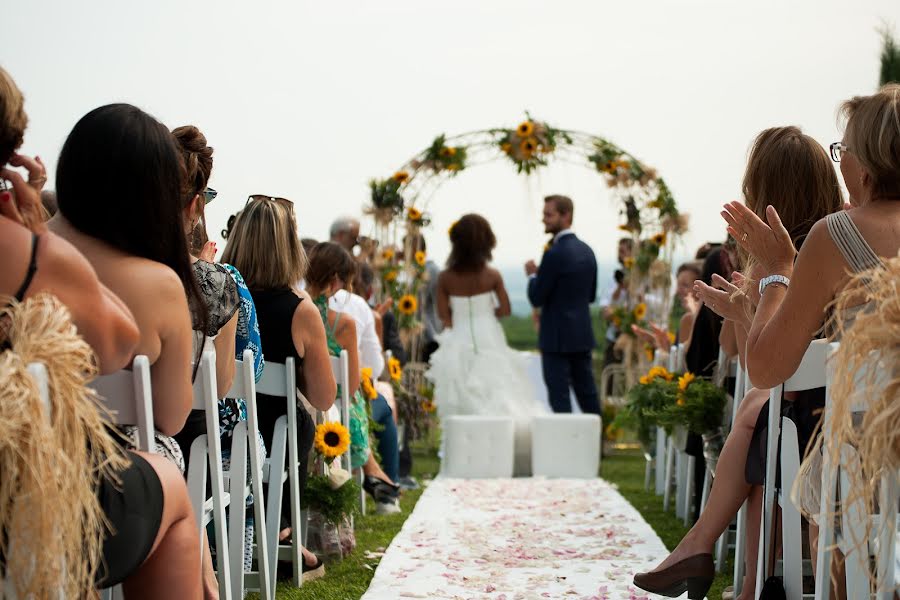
[541,351,601,415]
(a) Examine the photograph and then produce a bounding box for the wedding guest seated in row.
[699,85,900,596]
[221,196,335,579]
[306,242,403,513]
[0,65,203,598]
[633,123,847,599]
[48,104,203,469]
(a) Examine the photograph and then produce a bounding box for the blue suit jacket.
[527,233,598,353]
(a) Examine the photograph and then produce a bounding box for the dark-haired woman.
[48,104,205,469]
[427,214,544,475]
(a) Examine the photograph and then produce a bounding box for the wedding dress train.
[425,292,545,475]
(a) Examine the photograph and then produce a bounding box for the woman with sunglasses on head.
[633,125,845,600]
[221,196,335,581]
[1,68,204,598]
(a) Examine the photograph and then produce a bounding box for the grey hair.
[329,216,359,238]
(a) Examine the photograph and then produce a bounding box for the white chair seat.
[443,416,515,478]
[531,414,601,478]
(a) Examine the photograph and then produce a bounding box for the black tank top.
[250,287,305,383]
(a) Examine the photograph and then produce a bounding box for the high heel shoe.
[632,553,714,599]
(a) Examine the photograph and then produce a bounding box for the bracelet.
[758,274,790,296]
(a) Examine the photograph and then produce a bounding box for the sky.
[3,0,897,279]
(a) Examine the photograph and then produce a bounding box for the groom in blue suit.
[525,195,601,414]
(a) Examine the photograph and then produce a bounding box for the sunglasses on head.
[246,194,294,209]
[203,187,218,204]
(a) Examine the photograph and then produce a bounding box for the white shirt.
[329,289,385,379]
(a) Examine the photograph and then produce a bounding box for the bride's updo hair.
[447,213,496,272]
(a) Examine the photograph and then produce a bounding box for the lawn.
[254,448,732,600]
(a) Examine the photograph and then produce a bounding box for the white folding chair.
[663,345,692,517]
[89,356,155,600]
[815,343,896,599]
[222,349,273,598]
[756,339,830,599]
[647,349,667,493]
[255,358,304,589]
[705,352,738,573]
[188,351,234,600]
[330,350,364,514]
[731,363,752,596]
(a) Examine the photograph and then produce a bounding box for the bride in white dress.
[426,214,545,475]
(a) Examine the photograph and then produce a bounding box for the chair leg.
[840,444,868,599]
[265,418,290,590]
[663,437,676,512]
[780,418,802,599]
[228,427,248,600]
[683,455,696,527]
[875,470,898,600]
[655,428,667,496]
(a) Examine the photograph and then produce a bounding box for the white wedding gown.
[426,292,546,475]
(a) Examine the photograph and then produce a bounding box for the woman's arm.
[678,311,695,346]
[719,319,737,359]
[334,316,361,392]
[292,300,337,411]
[213,312,238,398]
[437,271,452,328]
[492,269,512,318]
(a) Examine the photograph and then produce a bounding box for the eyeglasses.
[203,187,218,204]
[246,194,293,207]
[830,142,849,163]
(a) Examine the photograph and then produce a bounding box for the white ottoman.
[442,416,515,478]
[531,414,601,478]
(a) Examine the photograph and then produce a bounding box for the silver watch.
[758,274,790,296]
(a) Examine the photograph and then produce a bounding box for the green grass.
[252,444,439,600]
[600,453,733,600]
[500,307,609,353]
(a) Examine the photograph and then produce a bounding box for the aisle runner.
[362,478,670,600]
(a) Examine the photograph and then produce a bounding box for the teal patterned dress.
[314,295,370,469]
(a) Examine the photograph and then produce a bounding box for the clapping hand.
[1,153,49,233]
[722,201,796,274]
[198,241,218,263]
[631,322,671,351]
[693,271,754,326]
[375,298,393,316]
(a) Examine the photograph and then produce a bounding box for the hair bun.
[172,125,214,196]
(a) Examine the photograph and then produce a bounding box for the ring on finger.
[741,232,748,242]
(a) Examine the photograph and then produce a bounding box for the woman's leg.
[649,388,769,572]
[735,484,762,600]
[123,452,202,600]
[371,394,400,482]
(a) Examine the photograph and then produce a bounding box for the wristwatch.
[758,274,790,296]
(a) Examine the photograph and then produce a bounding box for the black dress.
[249,287,316,529]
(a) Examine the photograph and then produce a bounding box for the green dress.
[314,295,370,469]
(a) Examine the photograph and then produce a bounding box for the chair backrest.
[191,351,218,411]
[89,355,155,452]
[667,345,678,371]
[783,339,830,393]
[329,350,352,472]
[256,357,295,399]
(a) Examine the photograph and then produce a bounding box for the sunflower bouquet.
[610,302,649,338]
[613,365,677,447]
[368,174,407,223]
[416,134,467,174]
[645,371,727,437]
[494,115,571,174]
[302,421,361,527]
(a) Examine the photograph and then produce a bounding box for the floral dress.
[314,294,369,469]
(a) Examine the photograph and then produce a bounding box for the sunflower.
[360,368,378,400]
[440,146,457,157]
[446,163,460,171]
[388,357,403,381]
[639,375,650,385]
[501,142,512,155]
[382,248,395,261]
[617,224,634,233]
[407,207,423,221]
[517,121,535,137]
[633,302,647,320]
[623,257,635,269]
[314,421,351,459]
[646,366,674,382]
[651,232,667,246]
[676,397,686,407]
[414,251,427,266]
[384,270,398,282]
[678,372,696,392]
[393,170,410,184]
[520,138,537,157]
[667,331,676,345]
[644,346,655,362]
[421,399,437,413]
[398,294,418,315]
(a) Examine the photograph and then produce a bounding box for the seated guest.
[307,242,402,513]
[48,104,203,471]
[633,124,846,599]
[0,65,202,598]
[221,196,335,580]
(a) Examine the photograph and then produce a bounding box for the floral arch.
[365,116,690,426]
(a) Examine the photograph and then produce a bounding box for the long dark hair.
[56,103,208,364]
[447,213,495,272]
